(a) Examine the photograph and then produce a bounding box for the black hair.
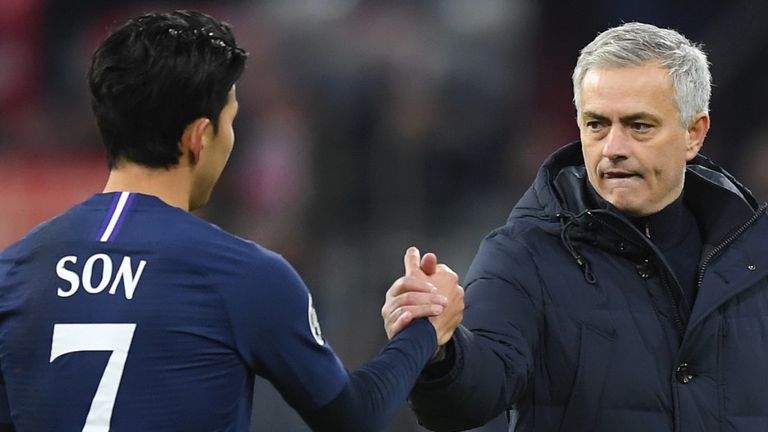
[88,10,248,169]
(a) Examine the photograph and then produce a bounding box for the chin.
[606,198,644,217]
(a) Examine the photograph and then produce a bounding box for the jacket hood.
[509,141,760,225]
[506,141,763,285]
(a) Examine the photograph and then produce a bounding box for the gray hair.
[572,22,711,127]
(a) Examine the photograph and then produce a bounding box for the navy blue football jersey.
[0,192,355,431]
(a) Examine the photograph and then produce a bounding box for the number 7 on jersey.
[50,323,136,432]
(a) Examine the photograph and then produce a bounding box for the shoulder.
[0,206,80,270]
[155,218,302,291]
[176,219,294,275]
[465,218,560,294]
[477,217,559,264]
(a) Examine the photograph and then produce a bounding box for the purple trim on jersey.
[96,193,123,241]
[106,193,135,242]
[96,192,134,242]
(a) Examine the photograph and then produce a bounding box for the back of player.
[0,10,462,432]
[0,191,352,431]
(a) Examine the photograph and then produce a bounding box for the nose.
[601,127,630,161]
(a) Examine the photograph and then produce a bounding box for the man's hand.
[381,247,464,345]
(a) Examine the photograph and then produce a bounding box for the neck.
[103,162,192,211]
[629,195,689,247]
[585,182,690,246]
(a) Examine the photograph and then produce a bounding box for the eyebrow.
[581,111,609,123]
[581,111,661,124]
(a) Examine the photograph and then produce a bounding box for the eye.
[631,122,652,132]
[585,120,604,132]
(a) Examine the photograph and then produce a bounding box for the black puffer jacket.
[411,142,768,432]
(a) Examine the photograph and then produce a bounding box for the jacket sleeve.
[410,228,542,431]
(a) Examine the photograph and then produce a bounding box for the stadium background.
[1,0,767,430]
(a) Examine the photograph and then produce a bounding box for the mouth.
[601,170,639,180]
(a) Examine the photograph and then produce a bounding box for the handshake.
[381,247,465,356]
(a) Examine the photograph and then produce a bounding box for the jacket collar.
[510,141,768,335]
[511,141,760,248]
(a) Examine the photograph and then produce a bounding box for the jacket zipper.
[587,210,687,337]
[659,266,687,337]
[695,204,767,292]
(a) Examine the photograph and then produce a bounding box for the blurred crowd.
[2,0,767,430]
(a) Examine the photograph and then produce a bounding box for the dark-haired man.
[0,10,462,431]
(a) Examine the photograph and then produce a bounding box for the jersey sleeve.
[220,249,348,413]
[219,245,439,430]
[301,318,437,431]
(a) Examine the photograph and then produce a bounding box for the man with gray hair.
[382,22,768,431]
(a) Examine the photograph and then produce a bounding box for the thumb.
[404,247,421,276]
[420,252,437,276]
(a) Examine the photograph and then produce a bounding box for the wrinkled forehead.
[577,63,677,116]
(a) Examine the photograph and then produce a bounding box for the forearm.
[302,319,437,431]
[410,325,530,432]
[408,230,540,431]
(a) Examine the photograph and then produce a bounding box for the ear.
[180,118,211,165]
[685,112,710,161]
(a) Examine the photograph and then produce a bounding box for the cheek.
[662,145,688,172]
[581,144,601,172]
[650,154,685,190]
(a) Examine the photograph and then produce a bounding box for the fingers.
[404,247,422,276]
[428,282,465,346]
[383,274,450,340]
[384,304,446,340]
[387,298,447,318]
[404,247,445,278]
[428,266,460,296]
[382,276,442,329]
[387,248,463,342]
[387,310,413,339]
[386,275,435,297]
[389,304,445,326]
[384,290,448,314]
[420,252,437,276]
[435,263,458,280]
